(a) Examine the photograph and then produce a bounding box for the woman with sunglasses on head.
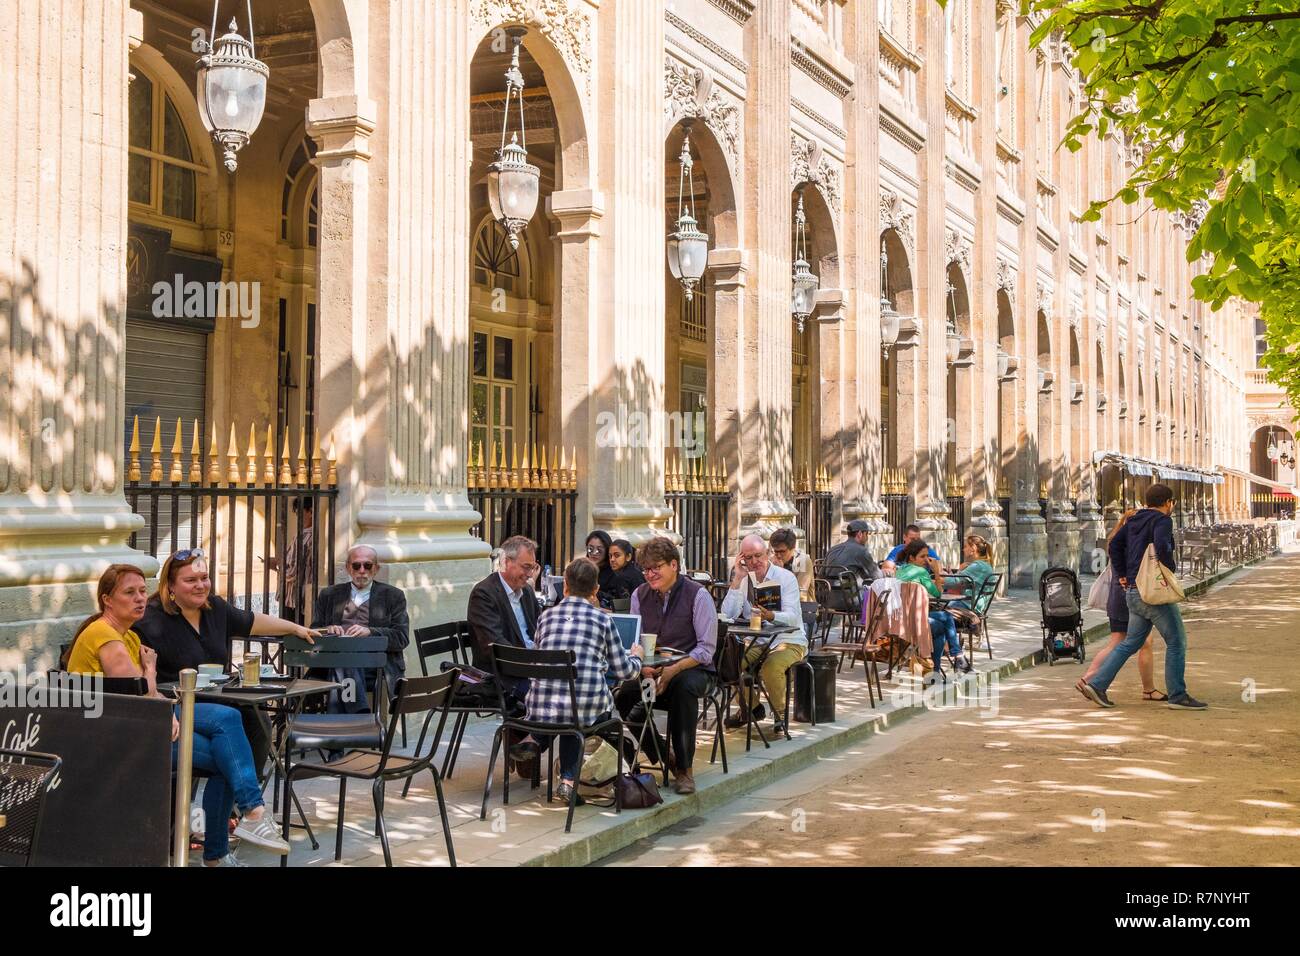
[69,563,290,866]
[136,548,318,684]
[584,530,617,609]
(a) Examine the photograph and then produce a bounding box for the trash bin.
[794,651,837,724]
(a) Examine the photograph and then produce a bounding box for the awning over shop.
[1092,451,1223,484]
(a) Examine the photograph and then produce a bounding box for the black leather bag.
[615,770,664,809]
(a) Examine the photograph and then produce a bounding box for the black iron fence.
[946,495,966,544]
[124,416,337,619]
[467,444,578,572]
[794,489,833,562]
[881,467,910,540]
[664,455,733,579]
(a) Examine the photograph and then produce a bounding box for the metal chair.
[947,573,1002,661]
[279,671,459,867]
[0,749,62,867]
[408,621,496,787]
[479,644,626,833]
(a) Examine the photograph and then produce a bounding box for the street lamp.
[667,123,709,301]
[195,9,269,173]
[791,190,819,334]
[486,28,540,250]
[879,239,900,356]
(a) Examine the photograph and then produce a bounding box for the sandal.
[1142,689,1169,701]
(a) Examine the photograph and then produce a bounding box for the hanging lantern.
[195,8,269,173]
[791,191,819,333]
[486,28,540,250]
[879,238,899,356]
[667,124,709,301]
[945,278,961,365]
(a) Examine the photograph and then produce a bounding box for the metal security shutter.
[124,318,208,555]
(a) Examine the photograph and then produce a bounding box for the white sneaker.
[203,852,247,867]
[232,813,290,855]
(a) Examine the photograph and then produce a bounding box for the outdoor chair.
[941,573,1002,662]
[279,671,459,867]
[818,570,864,645]
[409,621,496,787]
[0,749,62,867]
[820,588,887,707]
[479,644,626,833]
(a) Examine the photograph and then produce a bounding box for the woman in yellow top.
[66,563,290,866]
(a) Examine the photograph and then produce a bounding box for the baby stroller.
[1039,566,1086,665]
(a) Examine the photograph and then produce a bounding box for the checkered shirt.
[525,597,642,727]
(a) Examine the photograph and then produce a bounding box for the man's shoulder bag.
[1135,543,1186,606]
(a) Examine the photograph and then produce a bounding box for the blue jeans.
[173,703,266,861]
[1089,589,1187,699]
[930,611,962,669]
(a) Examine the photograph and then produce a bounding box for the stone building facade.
[0,0,1259,662]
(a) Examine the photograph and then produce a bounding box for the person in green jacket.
[895,538,969,676]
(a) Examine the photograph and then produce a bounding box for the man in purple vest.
[613,537,717,795]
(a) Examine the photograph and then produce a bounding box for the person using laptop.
[512,558,642,806]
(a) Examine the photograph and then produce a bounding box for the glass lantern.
[196,18,268,173]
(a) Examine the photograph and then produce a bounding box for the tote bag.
[1086,565,1112,611]
[1135,543,1185,605]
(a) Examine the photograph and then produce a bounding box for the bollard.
[172,668,197,867]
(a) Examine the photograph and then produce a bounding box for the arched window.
[281,139,319,246]
[128,70,201,222]
[472,216,531,298]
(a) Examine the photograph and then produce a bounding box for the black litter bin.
[794,650,837,724]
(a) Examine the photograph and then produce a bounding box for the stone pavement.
[229,558,1265,868]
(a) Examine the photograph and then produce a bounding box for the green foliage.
[1027,1,1300,401]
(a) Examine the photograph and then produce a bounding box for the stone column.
[0,2,156,662]
[738,0,797,536]
[708,247,747,539]
[844,0,884,547]
[312,0,490,637]
[815,291,849,535]
[590,0,671,544]
[914,0,956,560]
[547,189,603,532]
[968,1,1007,574]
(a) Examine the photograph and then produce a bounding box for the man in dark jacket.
[1078,483,1207,710]
[313,545,410,711]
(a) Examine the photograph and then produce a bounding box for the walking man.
[1077,483,1207,710]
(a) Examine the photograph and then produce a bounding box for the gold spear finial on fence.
[310,429,322,485]
[486,443,498,489]
[128,415,141,483]
[245,422,259,486]
[667,455,679,493]
[295,427,308,486]
[209,422,221,484]
[566,447,575,490]
[263,424,276,484]
[510,444,521,489]
[326,434,337,486]
[148,417,163,483]
[534,445,547,490]
[227,423,241,485]
[279,428,293,485]
[169,418,183,483]
[189,419,202,484]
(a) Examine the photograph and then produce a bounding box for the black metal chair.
[0,749,61,867]
[279,671,459,867]
[407,621,497,788]
[821,588,887,706]
[479,644,625,833]
[950,573,1002,661]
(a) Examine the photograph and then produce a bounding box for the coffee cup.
[197,664,223,679]
[194,672,214,688]
[642,633,657,659]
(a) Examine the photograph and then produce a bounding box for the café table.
[719,620,803,751]
[159,675,343,851]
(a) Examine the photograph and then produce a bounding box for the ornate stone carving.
[1036,279,1053,318]
[665,57,740,171]
[944,226,971,273]
[790,133,841,223]
[475,0,592,92]
[996,256,1017,311]
[879,188,915,256]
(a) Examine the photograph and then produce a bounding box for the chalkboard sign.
[1,689,172,866]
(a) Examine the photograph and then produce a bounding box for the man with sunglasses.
[312,545,410,711]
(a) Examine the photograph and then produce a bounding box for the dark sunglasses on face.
[351,562,374,571]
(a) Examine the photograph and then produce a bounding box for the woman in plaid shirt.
[516,558,643,804]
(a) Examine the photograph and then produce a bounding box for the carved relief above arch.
[879,187,915,259]
[944,226,972,277]
[996,256,1017,311]
[790,133,841,227]
[473,0,592,93]
[1248,411,1300,433]
[1036,279,1054,319]
[665,56,740,174]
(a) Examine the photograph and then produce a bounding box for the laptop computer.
[543,575,564,606]
[609,613,642,650]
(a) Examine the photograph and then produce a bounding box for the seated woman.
[894,539,969,676]
[946,534,997,606]
[585,529,617,609]
[604,539,647,605]
[512,558,642,805]
[67,563,289,866]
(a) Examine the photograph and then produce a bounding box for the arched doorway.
[879,228,915,477]
[1035,310,1053,509]
[945,261,973,540]
[790,185,840,487]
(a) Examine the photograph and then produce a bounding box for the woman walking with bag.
[1077,484,1207,710]
[1081,510,1165,701]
